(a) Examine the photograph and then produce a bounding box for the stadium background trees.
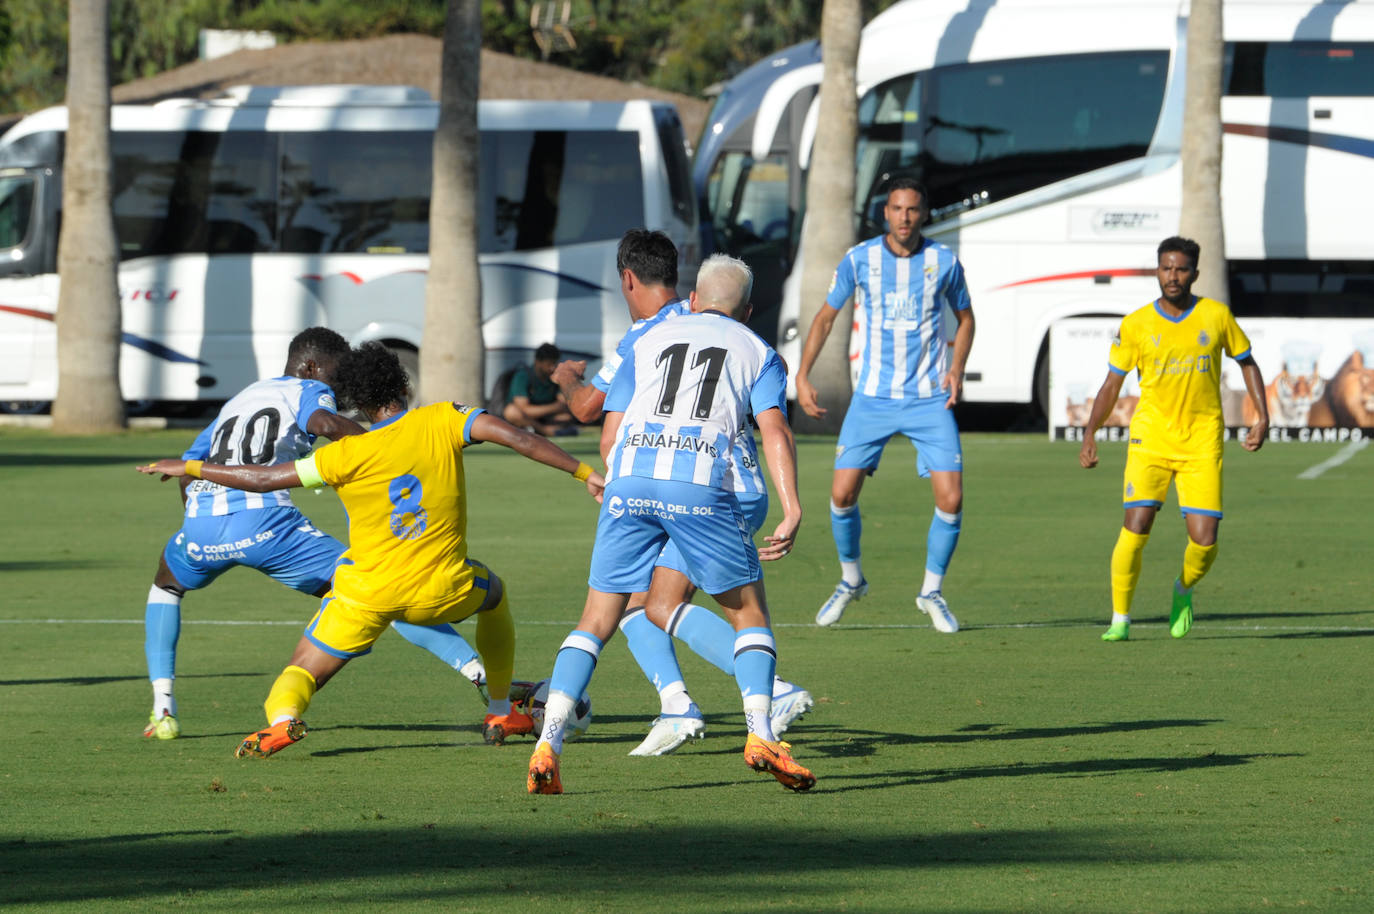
[53,0,124,433]
[792,0,860,435]
[1,1,899,115]
[1178,0,1228,304]
[423,0,486,407]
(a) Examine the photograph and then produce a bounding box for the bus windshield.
[0,173,35,250]
[855,51,1170,223]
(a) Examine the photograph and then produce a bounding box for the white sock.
[486,697,512,716]
[840,560,864,587]
[152,678,175,717]
[922,570,943,595]
[538,692,578,754]
[659,681,693,716]
[459,658,485,686]
[743,694,774,741]
[1111,612,1130,626]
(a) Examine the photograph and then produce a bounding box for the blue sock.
[144,587,181,682]
[926,508,962,576]
[620,609,686,692]
[391,621,479,671]
[666,603,734,675]
[732,627,776,700]
[831,501,862,562]
[548,630,602,702]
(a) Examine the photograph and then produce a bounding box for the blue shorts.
[589,477,760,595]
[835,394,963,478]
[162,506,343,594]
[656,492,768,577]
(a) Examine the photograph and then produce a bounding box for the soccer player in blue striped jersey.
[796,177,975,632]
[528,254,815,794]
[140,328,488,739]
[551,231,813,756]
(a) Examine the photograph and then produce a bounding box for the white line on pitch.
[1298,438,1369,479]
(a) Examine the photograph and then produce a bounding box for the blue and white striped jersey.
[826,235,972,400]
[596,299,767,497]
[180,376,338,517]
[604,309,787,491]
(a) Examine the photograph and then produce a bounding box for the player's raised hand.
[137,459,187,481]
[795,376,826,419]
[551,359,587,388]
[1079,438,1099,469]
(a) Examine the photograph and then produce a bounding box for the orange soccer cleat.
[743,734,816,791]
[483,709,536,745]
[526,743,563,795]
[235,718,307,759]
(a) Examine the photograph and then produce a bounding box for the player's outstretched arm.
[755,407,801,561]
[137,459,302,492]
[467,411,605,497]
[307,410,366,441]
[795,305,839,419]
[1236,356,1269,452]
[1078,372,1126,469]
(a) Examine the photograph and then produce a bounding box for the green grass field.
[1,427,1371,912]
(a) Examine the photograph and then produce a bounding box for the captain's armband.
[295,455,327,489]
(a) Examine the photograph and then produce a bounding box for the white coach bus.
[0,86,698,412]
[697,0,1374,410]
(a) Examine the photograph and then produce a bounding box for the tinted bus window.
[482,130,643,253]
[279,130,432,254]
[654,108,695,223]
[112,131,276,259]
[0,175,35,249]
[856,52,1169,220]
[1227,42,1374,97]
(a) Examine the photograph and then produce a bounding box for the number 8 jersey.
[603,309,788,491]
[181,376,339,517]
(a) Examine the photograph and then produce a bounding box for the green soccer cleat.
[1170,580,1193,639]
[1101,621,1130,642]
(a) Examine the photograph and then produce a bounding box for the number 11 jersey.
[603,309,788,491]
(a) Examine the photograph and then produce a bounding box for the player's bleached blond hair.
[694,254,754,319]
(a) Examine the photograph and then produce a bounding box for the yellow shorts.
[1123,448,1224,519]
[304,559,500,658]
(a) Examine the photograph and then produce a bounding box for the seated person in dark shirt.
[503,343,579,436]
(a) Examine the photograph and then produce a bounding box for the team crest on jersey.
[924,264,937,276]
[835,444,846,459]
[1126,482,1135,497]
[319,394,336,410]
[1197,330,1210,346]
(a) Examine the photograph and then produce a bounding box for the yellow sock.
[475,592,515,708]
[264,665,317,724]
[1180,540,1218,590]
[1110,528,1150,617]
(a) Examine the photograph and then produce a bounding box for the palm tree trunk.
[52,0,124,432]
[422,0,484,406]
[794,0,860,434]
[1178,0,1228,304]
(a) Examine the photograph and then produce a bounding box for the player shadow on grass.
[1,671,263,687]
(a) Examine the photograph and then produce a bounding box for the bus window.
[0,174,35,250]
[112,131,276,258]
[482,130,644,254]
[1227,42,1374,97]
[653,107,695,225]
[279,131,432,254]
[855,52,1169,221]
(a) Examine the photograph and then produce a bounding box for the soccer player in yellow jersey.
[1079,237,1269,641]
[139,343,604,756]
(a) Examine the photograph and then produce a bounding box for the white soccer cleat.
[769,682,814,737]
[628,706,706,757]
[917,591,959,633]
[815,579,868,626]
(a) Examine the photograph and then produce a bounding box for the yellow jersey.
[300,402,483,612]
[1109,296,1251,458]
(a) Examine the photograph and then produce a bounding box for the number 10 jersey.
[180,375,339,517]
